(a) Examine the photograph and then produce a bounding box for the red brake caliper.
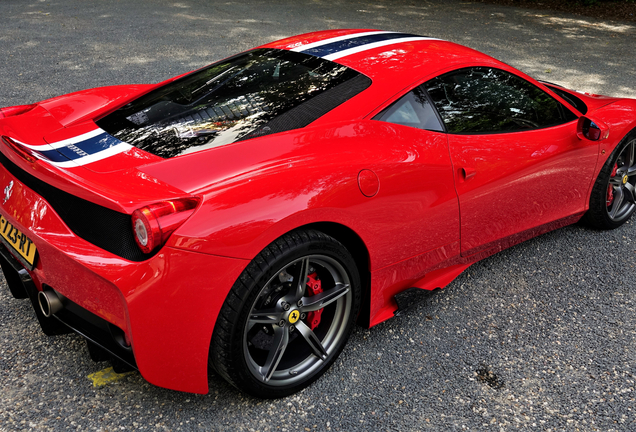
[305,273,323,330]
[607,163,618,206]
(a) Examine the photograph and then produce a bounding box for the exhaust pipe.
[38,289,63,318]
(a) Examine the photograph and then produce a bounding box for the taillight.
[0,104,37,119]
[1,136,38,163]
[131,198,200,254]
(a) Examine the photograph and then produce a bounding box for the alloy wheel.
[243,254,352,386]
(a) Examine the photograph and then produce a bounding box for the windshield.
[97,49,370,158]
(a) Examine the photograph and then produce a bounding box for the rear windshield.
[97,49,370,158]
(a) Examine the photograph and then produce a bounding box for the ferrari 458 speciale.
[1,29,634,398]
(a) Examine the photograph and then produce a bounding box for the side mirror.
[577,116,609,141]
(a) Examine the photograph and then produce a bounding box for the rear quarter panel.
[149,120,460,273]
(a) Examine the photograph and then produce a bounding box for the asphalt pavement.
[1,0,636,430]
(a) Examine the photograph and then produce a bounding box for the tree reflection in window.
[424,67,576,134]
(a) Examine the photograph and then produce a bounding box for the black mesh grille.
[0,150,147,261]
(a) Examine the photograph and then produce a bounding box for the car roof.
[261,29,505,90]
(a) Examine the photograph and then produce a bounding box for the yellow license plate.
[0,214,37,269]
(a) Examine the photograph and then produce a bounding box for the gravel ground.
[483,0,636,23]
[1,1,636,431]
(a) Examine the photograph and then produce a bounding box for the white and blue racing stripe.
[292,31,440,61]
[16,128,131,167]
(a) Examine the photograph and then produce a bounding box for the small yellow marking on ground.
[88,367,134,388]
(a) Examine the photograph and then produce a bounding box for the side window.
[424,67,577,134]
[374,86,444,132]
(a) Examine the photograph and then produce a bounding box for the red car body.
[1,29,635,395]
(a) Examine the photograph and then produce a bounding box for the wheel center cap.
[288,309,300,324]
[623,174,629,185]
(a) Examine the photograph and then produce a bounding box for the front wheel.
[209,230,361,398]
[583,132,636,229]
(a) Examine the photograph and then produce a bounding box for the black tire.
[209,229,361,398]
[583,131,636,230]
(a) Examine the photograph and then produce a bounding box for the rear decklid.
[0,107,189,215]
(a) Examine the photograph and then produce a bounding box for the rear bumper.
[0,148,249,394]
[0,242,136,368]
[0,232,249,394]
[0,241,70,336]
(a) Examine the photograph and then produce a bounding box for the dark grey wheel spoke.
[248,308,284,326]
[259,326,289,382]
[609,187,625,219]
[628,141,636,177]
[627,141,636,168]
[610,176,624,186]
[296,321,328,360]
[624,183,636,204]
[293,258,311,301]
[300,283,350,312]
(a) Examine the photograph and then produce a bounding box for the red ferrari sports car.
[1,29,634,398]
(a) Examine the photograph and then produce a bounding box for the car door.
[423,66,599,257]
[370,85,460,271]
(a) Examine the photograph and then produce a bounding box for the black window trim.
[420,84,448,133]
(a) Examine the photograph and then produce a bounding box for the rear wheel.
[584,132,636,229]
[209,229,361,398]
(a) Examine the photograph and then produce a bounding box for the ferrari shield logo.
[289,310,300,324]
